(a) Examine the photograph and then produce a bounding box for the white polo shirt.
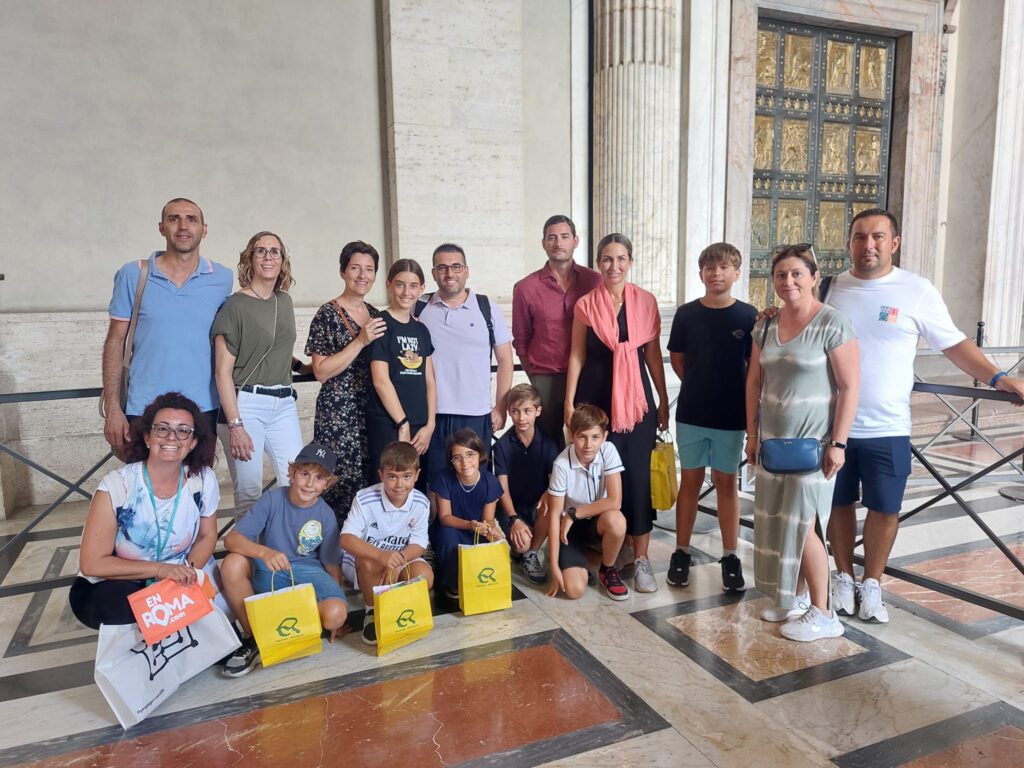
[548,443,624,508]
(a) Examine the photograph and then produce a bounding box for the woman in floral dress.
[305,241,386,524]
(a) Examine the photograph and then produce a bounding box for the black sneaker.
[666,549,692,587]
[222,636,260,677]
[720,554,747,593]
[362,609,377,645]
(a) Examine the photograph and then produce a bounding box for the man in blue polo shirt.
[417,243,514,483]
[102,198,233,455]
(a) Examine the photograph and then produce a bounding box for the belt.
[239,385,295,398]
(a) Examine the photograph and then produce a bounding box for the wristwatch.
[827,440,847,449]
[566,506,578,521]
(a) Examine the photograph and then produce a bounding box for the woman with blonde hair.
[212,231,305,513]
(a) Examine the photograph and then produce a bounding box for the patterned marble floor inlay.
[665,597,865,681]
[900,725,1024,767]
[832,702,1024,768]
[632,593,908,703]
[0,630,668,767]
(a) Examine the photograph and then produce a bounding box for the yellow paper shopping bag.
[244,569,322,668]
[373,574,433,656]
[650,433,679,510]
[458,536,512,616]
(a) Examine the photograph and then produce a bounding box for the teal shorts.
[676,422,745,474]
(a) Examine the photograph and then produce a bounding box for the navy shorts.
[832,436,912,514]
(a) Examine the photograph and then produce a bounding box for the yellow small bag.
[244,569,323,668]
[458,534,512,616]
[373,569,433,656]
[650,432,679,510]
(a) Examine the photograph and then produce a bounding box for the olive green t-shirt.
[210,291,296,387]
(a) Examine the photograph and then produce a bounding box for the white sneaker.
[857,578,890,623]
[780,605,845,642]
[760,591,810,622]
[633,556,657,593]
[832,571,857,616]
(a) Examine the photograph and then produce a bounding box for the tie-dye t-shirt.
[87,463,219,579]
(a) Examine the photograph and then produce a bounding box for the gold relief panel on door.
[820,123,849,176]
[757,30,778,87]
[818,202,847,251]
[754,115,774,170]
[780,119,809,173]
[858,46,886,100]
[783,34,813,91]
[776,199,806,245]
[825,40,853,95]
[751,198,771,250]
[855,127,881,175]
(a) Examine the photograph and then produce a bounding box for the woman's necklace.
[459,473,481,493]
[249,285,274,300]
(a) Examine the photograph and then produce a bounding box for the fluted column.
[982,0,1024,345]
[593,0,681,303]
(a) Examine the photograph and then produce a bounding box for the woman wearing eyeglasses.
[212,231,305,515]
[70,392,220,628]
[745,244,859,642]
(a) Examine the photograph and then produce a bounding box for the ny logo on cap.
[316,448,326,458]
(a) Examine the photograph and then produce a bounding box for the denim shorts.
[676,422,745,474]
[252,560,347,603]
[832,436,912,514]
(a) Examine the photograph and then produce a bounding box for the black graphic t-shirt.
[369,311,434,426]
[667,299,757,430]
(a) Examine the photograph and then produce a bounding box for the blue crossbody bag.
[757,317,824,474]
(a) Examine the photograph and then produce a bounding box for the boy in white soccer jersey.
[341,441,434,646]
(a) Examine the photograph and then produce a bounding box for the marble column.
[592,0,681,303]
[982,0,1024,346]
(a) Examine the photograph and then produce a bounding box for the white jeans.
[219,388,303,512]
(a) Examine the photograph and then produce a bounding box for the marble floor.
[0,430,1022,767]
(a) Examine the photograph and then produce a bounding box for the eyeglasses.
[450,450,478,464]
[254,247,283,261]
[151,423,195,440]
[433,263,465,274]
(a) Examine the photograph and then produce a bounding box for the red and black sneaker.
[598,566,630,601]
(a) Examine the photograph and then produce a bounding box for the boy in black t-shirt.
[666,243,757,593]
[493,384,559,583]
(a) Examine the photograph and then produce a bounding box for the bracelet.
[394,416,409,429]
[990,371,1008,388]
[291,359,302,373]
[228,418,244,430]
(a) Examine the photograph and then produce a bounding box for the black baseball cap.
[293,442,337,473]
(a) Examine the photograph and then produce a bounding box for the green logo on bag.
[477,567,497,584]
[276,617,301,637]
[396,609,416,628]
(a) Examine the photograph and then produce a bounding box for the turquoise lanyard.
[143,464,185,566]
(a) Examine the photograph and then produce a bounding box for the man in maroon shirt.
[512,215,602,446]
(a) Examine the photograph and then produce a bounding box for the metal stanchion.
[951,320,984,441]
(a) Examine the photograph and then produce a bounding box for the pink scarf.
[574,282,661,432]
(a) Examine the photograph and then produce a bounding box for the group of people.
[72,197,1023,684]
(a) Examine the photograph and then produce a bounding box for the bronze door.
[749,19,895,308]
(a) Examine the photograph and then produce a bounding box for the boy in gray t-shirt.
[220,443,348,677]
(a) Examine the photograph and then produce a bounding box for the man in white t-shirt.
[825,209,1024,623]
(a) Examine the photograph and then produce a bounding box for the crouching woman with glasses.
[70,392,220,629]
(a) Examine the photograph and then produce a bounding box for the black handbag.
[757,317,824,474]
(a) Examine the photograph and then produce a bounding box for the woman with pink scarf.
[564,233,670,595]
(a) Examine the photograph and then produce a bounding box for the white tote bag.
[93,607,240,730]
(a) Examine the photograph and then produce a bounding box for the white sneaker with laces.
[857,578,890,623]
[780,605,845,642]
[633,556,657,593]
[832,571,857,616]
[760,591,810,622]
